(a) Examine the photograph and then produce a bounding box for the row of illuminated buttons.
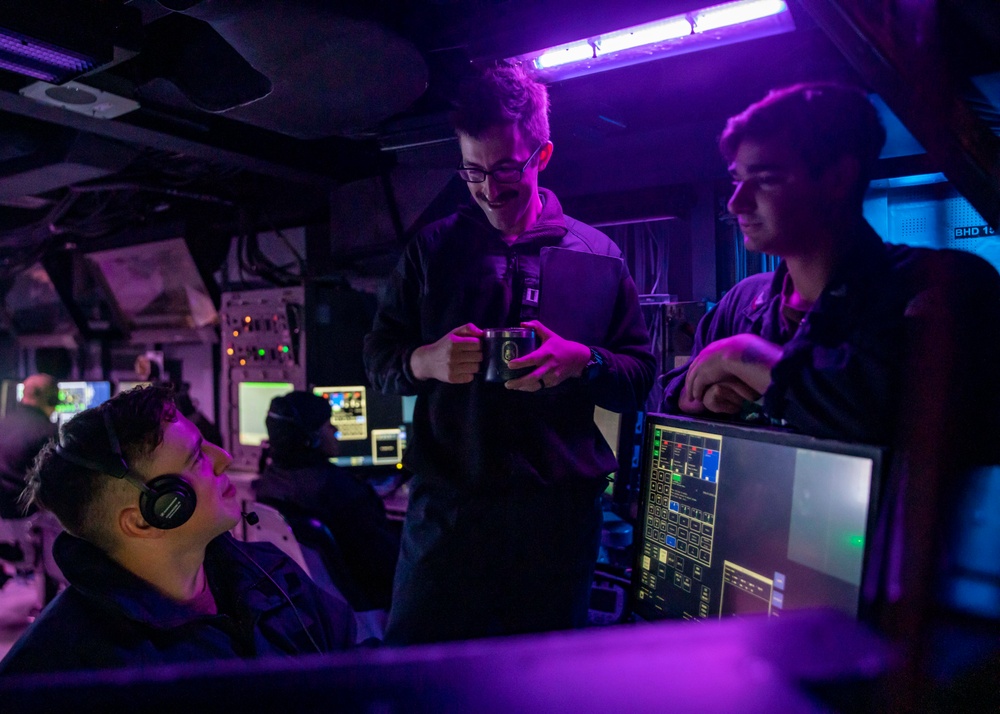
[665,535,712,563]
[226,314,288,332]
[225,347,294,367]
[667,511,714,535]
[672,571,693,593]
[649,474,677,494]
[649,493,671,510]
[667,502,715,525]
[667,523,713,549]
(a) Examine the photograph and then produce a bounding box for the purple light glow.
[0,58,56,82]
[600,17,692,54]
[514,0,794,82]
[0,31,95,72]
[535,42,596,69]
[694,0,788,33]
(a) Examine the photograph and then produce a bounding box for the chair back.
[240,501,312,576]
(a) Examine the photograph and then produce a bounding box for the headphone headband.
[52,407,197,530]
[266,410,299,423]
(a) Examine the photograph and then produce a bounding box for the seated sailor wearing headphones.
[0,385,355,675]
[256,392,400,612]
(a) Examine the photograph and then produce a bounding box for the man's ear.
[118,505,164,540]
[822,154,861,202]
[537,141,554,172]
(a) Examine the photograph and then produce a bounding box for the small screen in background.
[238,381,293,446]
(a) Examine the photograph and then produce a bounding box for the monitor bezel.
[630,413,885,626]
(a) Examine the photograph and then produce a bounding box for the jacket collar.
[457,187,568,248]
[740,221,888,323]
[53,531,285,630]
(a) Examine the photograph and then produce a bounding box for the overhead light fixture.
[0,28,108,83]
[0,0,137,85]
[693,0,789,32]
[510,0,794,82]
[0,28,107,84]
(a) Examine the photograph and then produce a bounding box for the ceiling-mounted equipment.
[20,81,140,119]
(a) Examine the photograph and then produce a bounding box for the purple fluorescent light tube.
[600,18,692,54]
[535,42,595,70]
[694,0,788,33]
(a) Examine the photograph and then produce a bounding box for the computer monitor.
[632,414,884,623]
[238,381,294,446]
[52,381,113,427]
[1,380,20,418]
[312,386,412,467]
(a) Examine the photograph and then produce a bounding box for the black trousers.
[385,476,604,645]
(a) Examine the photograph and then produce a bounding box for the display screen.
[313,386,411,467]
[238,381,294,446]
[52,381,113,427]
[632,414,883,623]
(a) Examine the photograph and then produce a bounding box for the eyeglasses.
[457,143,544,183]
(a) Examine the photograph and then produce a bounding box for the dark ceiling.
[0,0,997,281]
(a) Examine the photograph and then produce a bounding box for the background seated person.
[661,82,1000,448]
[0,373,59,520]
[0,385,354,675]
[255,392,400,612]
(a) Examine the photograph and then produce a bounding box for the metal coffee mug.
[483,327,537,382]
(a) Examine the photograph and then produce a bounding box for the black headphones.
[54,409,198,530]
[266,403,322,450]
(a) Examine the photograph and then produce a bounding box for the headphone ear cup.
[140,475,197,530]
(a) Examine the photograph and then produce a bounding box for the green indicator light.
[846,533,865,549]
[672,473,682,482]
[258,349,266,356]
[282,346,289,353]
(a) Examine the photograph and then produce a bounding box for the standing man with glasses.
[364,62,655,645]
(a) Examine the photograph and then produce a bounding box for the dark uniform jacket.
[255,457,399,610]
[0,532,355,675]
[363,188,656,494]
[0,404,56,518]
[662,224,1000,449]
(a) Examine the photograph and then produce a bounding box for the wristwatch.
[583,347,606,381]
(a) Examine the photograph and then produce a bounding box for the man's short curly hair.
[720,82,886,205]
[451,62,550,146]
[25,385,177,547]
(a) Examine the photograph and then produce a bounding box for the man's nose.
[481,175,504,201]
[206,443,233,474]
[727,181,754,214]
